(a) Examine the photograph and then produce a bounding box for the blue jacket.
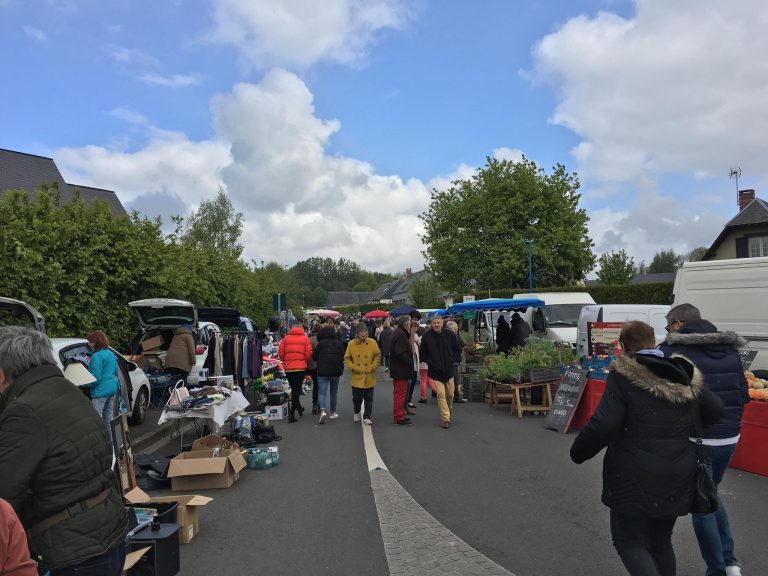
[659,320,749,440]
[87,349,119,398]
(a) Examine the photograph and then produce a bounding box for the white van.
[673,256,768,370]
[473,292,595,350]
[576,304,670,357]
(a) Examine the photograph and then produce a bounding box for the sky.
[3,0,768,276]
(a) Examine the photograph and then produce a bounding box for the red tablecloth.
[569,379,768,477]
[730,401,768,477]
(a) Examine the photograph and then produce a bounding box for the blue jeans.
[692,443,738,576]
[317,376,339,412]
[50,540,126,575]
[92,395,115,443]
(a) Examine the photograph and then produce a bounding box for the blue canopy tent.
[445,298,545,349]
[424,309,447,319]
[389,304,416,316]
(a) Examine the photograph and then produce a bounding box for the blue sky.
[2,0,766,274]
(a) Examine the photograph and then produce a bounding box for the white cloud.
[531,1,768,184]
[23,25,47,43]
[108,107,148,125]
[106,45,160,67]
[140,73,201,88]
[492,147,525,164]
[206,0,413,70]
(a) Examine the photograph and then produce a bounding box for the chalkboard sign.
[739,349,758,371]
[544,367,589,434]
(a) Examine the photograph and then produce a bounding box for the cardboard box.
[191,434,239,452]
[122,546,151,575]
[167,448,246,492]
[124,487,213,545]
[141,335,164,352]
[265,402,288,420]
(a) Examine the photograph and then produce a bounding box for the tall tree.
[420,156,595,291]
[648,249,682,273]
[596,250,636,285]
[684,246,708,262]
[408,275,441,308]
[181,186,244,260]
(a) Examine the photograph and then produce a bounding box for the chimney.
[738,189,755,212]
[405,268,412,277]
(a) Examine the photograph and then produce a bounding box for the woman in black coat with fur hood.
[571,321,723,576]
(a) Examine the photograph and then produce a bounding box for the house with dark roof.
[703,189,768,260]
[0,148,127,216]
[630,272,676,284]
[325,291,373,307]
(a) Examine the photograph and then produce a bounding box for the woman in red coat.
[278,325,313,422]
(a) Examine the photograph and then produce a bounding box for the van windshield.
[543,304,585,327]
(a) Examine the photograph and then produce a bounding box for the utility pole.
[730,167,741,206]
[522,240,533,291]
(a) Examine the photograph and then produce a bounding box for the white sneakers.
[329,412,339,420]
[725,565,742,576]
[363,418,373,425]
[318,410,327,424]
[353,414,361,423]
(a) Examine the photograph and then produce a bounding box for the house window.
[749,236,768,257]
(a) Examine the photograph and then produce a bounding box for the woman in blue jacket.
[87,330,120,441]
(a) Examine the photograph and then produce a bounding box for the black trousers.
[610,510,678,576]
[352,386,374,419]
[308,369,318,406]
[286,370,305,417]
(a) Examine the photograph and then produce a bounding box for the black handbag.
[690,402,719,515]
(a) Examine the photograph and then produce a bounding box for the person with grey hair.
[389,315,415,425]
[660,304,749,576]
[0,326,128,575]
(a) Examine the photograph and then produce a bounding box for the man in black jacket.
[660,303,748,576]
[0,327,128,575]
[420,315,463,429]
[389,316,414,425]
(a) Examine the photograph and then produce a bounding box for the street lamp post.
[522,240,533,291]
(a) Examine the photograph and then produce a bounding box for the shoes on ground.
[312,404,318,414]
[441,421,450,429]
[417,399,427,404]
[431,391,437,398]
[405,407,415,415]
[725,565,742,576]
[363,418,373,425]
[288,416,298,423]
[407,402,416,408]
[353,414,361,423]
[318,410,327,424]
[396,418,412,426]
[455,398,468,403]
[329,412,339,419]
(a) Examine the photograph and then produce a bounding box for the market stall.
[158,382,250,440]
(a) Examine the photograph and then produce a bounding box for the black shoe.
[312,404,318,415]
[396,418,412,426]
[455,398,468,403]
[297,405,305,417]
[288,416,297,423]
[431,391,437,398]
[405,407,415,415]
[417,399,427,404]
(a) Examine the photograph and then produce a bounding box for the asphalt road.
[144,367,767,576]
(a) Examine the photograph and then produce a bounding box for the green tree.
[181,186,244,260]
[596,250,636,285]
[408,275,441,308]
[684,246,708,262]
[648,249,682,273]
[420,156,595,291]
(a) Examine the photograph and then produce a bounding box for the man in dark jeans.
[0,327,128,575]
[660,303,748,576]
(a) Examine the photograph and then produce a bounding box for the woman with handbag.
[570,321,723,576]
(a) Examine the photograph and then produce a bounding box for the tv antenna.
[729,167,741,205]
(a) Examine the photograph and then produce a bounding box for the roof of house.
[325,291,373,307]
[704,197,768,259]
[0,148,127,216]
[389,270,430,303]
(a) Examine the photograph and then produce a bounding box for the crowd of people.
[280,310,467,428]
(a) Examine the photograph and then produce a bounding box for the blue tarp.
[424,309,447,318]
[445,297,544,314]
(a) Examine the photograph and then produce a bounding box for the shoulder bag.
[690,401,719,515]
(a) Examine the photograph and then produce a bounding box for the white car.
[128,299,222,386]
[52,338,151,425]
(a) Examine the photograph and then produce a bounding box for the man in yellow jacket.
[344,325,381,425]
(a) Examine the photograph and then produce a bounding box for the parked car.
[0,296,150,424]
[198,306,257,334]
[128,298,222,385]
[53,338,151,425]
